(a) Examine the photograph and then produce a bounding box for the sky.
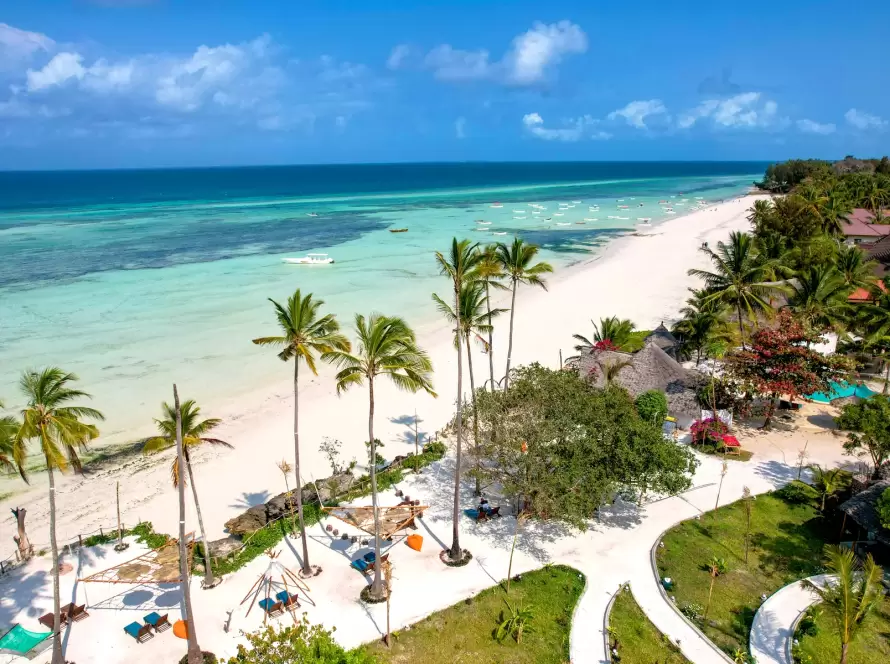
[1,0,889,170]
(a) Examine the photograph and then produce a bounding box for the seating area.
[38,603,89,630]
[351,551,390,575]
[123,612,172,644]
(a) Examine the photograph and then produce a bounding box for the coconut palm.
[142,399,232,587]
[820,193,854,236]
[862,178,890,221]
[688,231,779,347]
[753,233,793,283]
[573,316,636,354]
[0,400,25,478]
[786,265,851,333]
[803,545,884,664]
[475,244,507,390]
[252,290,350,576]
[856,280,890,393]
[672,311,730,366]
[16,369,103,664]
[747,199,775,232]
[798,182,829,220]
[326,313,435,597]
[703,556,728,620]
[809,465,850,512]
[836,244,878,292]
[495,238,553,390]
[433,282,505,495]
[435,238,483,562]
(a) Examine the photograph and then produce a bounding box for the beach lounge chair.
[350,558,370,574]
[258,598,284,618]
[275,591,300,611]
[143,612,171,633]
[124,621,154,643]
[67,604,89,622]
[367,553,389,574]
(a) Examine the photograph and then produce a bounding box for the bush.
[636,390,668,426]
[423,440,446,459]
[680,602,704,622]
[690,418,729,447]
[180,652,217,664]
[798,609,819,637]
[776,480,819,507]
[877,486,890,530]
[227,617,376,664]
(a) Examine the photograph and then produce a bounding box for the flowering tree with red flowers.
[724,311,849,429]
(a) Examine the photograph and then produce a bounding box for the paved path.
[749,575,828,664]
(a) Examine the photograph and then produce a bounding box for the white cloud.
[522,112,608,142]
[677,100,720,129]
[386,44,412,70]
[676,93,780,130]
[0,23,54,64]
[797,118,836,135]
[418,21,586,86]
[504,20,587,85]
[455,116,467,139]
[155,41,256,111]
[607,99,666,129]
[27,52,86,91]
[845,108,887,131]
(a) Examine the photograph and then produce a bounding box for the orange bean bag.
[406,534,423,552]
[173,619,188,639]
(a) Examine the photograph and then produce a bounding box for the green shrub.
[636,390,668,426]
[227,616,376,663]
[680,602,704,622]
[422,441,446,459]
[877,487,890,530]
[776,480,819,507]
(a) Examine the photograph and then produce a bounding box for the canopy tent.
[322,504,428,540]
[0,624,51,655]
[240,550,313,623]
[78,534,194,585]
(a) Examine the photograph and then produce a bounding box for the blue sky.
[1,0,888,169]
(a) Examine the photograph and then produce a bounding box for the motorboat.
[490,202,503,208]
[307,213,318,217]
[283,254,334,265]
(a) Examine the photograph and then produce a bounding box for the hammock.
[0,624,51,654]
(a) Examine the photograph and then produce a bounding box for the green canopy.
[0,624,51,654]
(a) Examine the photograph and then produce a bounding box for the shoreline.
[0,193,764,552]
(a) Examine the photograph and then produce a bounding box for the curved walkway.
[749,575,829,664]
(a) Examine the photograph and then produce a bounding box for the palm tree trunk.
[736,300,746,349]
[486,282,495,392]
[467,333,481,497]
[840,642,849,664]
[450,283,465,561]
[762,392,778,430]
[293,361,311,575]
[47,460,63,664]
[506,513,523,593]
[368,378,384,598]
[184,450,215,587]
[704,574,716,619]
[174,385,202,663]
[696,348,702,366]
[504,280,518,391]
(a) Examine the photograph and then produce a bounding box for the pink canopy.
[721,434,741,448]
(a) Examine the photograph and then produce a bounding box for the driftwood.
[12,507,33,561]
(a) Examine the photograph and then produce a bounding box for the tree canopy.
[836,394,890,477]
[471,363,698,527]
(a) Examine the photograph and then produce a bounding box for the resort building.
[841,208,890,245]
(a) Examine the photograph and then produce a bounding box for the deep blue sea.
[0,161,764,441]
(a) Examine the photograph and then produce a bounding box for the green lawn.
[656,484,830,657]
[359,564,585,664]
[609,586,689,664]
[793,599,890,664]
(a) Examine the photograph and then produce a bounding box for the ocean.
[0,162,763,443]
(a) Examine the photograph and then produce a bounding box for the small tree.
[703,556,728,620]
[724,311,847,429]
[318,437,344,475]
[714,460,729,512]
[836,395,890,478]
[227,615,376,663]
[810,465,850,512]
[635,390,668,426]
[876,487,890,530]
[803,546,885,664]
[276,459,295,532]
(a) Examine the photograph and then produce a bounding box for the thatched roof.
[644,323,680,355]
[578,341,702,418]
[839,480,890,546]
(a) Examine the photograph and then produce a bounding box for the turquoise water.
[806,381,877,403]
[0,163,761,442]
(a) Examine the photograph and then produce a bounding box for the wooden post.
[383,560,393,647]
[116,481,123,545]
[414,410,420,473]
[559,349,563,368]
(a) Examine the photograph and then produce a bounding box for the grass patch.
[793,598,890,664]
[609,586,689,664]
[81,521,169,549]
[358,564,585,664]
[698,448,755,463]
[656,482,829,657]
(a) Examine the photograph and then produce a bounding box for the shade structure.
[78,534,194,584]
[0,624,51,654]
[322,504,428,540]
[721,434,741,448]
[239,551,313,624]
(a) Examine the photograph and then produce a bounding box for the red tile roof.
[848,279,887,302]
[843,209,890,237]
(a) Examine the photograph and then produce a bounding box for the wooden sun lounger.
[143,612,170,633]
[124,622,154,643]
[68,604,89,622]
[258,598,284,618]
[276,591,300,611]
[367,553,389,574]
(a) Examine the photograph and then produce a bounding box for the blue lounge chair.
[276,591,300,610]
[351,558,370,574]
[258,598,284,617]
[363,552,376,563]
[143,612,171,633]
[124,621,153,643]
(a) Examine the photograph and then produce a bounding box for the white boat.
[477,221,491,225]
[492,231,507,235]
[617,199,624,202]
[283,253,334,265]
[637,217,651,222]
[531,211,541,215]
[607,215,619,219]
[572,200,582,204]
[513,216,527,220]
[554,213,564,216]
[584,217,598,221]
[665,211,676,215]
[618,205,629,209]
[557,222,571,226]
[306,213,318,217]
[490,203,503,208]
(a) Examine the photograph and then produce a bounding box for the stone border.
[650,525,736,664]
[785,605,811,664]
[602,581,625,663]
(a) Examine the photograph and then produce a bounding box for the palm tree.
[810,465,849,512]
[0,400,25,478]
[786,265,851,332]
[252,290,350,576]
[747,199,775,232]
[16,369,103,664]
[327,313,435,596]
[703,556,728,620]
[857,281,890,394]
[475,244,506,391]
[836,244,878,292]
[820,193,853,236]
[435,238,482,561]
[862,179,890,221]
[599,358,633,384]
[573,316,636,353]
[142,399,232,587]
[798,182,829,220]
[433,282,505,495]
[495,238,553,390]
[688,231,779,347]
[753,233,793,283]
[803,545,884,664]
[672,310,729,366]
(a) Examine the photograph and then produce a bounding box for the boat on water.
[513,216,527,220]
[493,231,507,235]
[283,253,334,265]
[557,222,571,226]
[513,209,525,213]
[554,213,564,216]
[658,200,668,204]
[637,218,651,224]
[307,213,318,217]
[389,228,408,233]
[572,200,582,204]
[584,217,598,221]
[477,221,491,225]
[576,221,586,224]
[490,202,503,208]
[618,205,629,209]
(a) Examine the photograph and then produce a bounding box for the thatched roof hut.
[839,480,890,546]
[644,322,680,359]
[578,340,702,424]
